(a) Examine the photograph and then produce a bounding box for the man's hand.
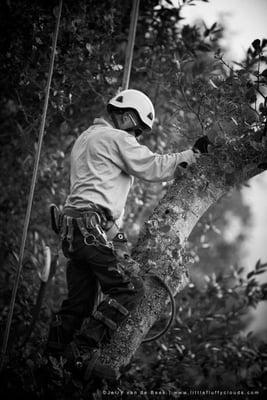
[179,149,199,169]
[179,136,212,169]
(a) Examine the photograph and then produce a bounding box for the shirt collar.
[93,117,136,139]
[93,117,113,127]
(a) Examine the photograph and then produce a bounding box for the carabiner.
[84,234,96,246]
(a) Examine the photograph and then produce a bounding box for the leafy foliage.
[123,262,267,391]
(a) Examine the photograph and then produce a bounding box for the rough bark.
[95,139,266,377]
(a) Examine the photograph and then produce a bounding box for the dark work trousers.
[47,225,144,351]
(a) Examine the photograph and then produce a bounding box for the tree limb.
[93,135,266,377]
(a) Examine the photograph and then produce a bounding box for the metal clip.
[66,216,74,252]
[84,234,96,246]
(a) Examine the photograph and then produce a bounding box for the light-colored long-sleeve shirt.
[65,118,194,220]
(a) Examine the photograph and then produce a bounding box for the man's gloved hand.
[179,135,213,168]
[179,149,200,169]
[181,149,199,166]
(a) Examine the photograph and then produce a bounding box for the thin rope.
[0,0,63,371]
[122,0,140,90]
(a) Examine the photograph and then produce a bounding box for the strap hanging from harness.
[49,203,123,252]
[76,216,97,246]
[66,216,74,251]
[76,217,91,239]
[93,296,130,330]
[93,311,117,331]
[50,204,61,234]
[107,297,129,316]
[60,213,67,239]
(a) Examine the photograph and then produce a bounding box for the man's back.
[65,118,133,220]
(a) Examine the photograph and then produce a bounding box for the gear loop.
[89,211,102,227]
[84,234,97,246]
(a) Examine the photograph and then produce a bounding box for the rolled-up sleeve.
[113,132,193,182]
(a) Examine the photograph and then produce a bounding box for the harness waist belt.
[63,206,105,221]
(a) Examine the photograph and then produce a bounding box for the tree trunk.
[94,141,266,377]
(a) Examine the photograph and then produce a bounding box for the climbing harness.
[0,0,63,370]
[59,205,115,252]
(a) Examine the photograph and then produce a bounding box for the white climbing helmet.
[107,89,155,130]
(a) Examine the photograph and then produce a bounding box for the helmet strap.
[123,111,144,136]
[110,109,147,137]
[110,112,121,129]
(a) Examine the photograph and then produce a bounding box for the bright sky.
[180,0,267,61]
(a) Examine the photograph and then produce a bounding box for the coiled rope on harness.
[142,272,176,343]
[0,0,63,371]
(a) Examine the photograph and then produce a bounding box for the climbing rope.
[122,0,140,90]
[0,0,63,371]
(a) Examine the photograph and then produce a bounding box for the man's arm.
[113,132,197,182]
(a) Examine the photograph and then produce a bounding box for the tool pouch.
[50,204,61,234]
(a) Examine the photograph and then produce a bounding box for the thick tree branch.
[92,135,266,378]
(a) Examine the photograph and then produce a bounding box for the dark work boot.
[65,340,119,381]
[64,339,100,380]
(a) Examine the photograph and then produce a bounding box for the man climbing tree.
[46,89,200,377]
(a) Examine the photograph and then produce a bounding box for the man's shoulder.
[90,120,133,143]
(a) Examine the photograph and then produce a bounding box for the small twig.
[180,85,204,132]
[190,208,198,217]
[217,121,226,136]
[248,104,259,116]
[255,87,266,99]
[87,81,106,104]
[256,52,261,90]
[218,55,235,74]
[15,89,30,124]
